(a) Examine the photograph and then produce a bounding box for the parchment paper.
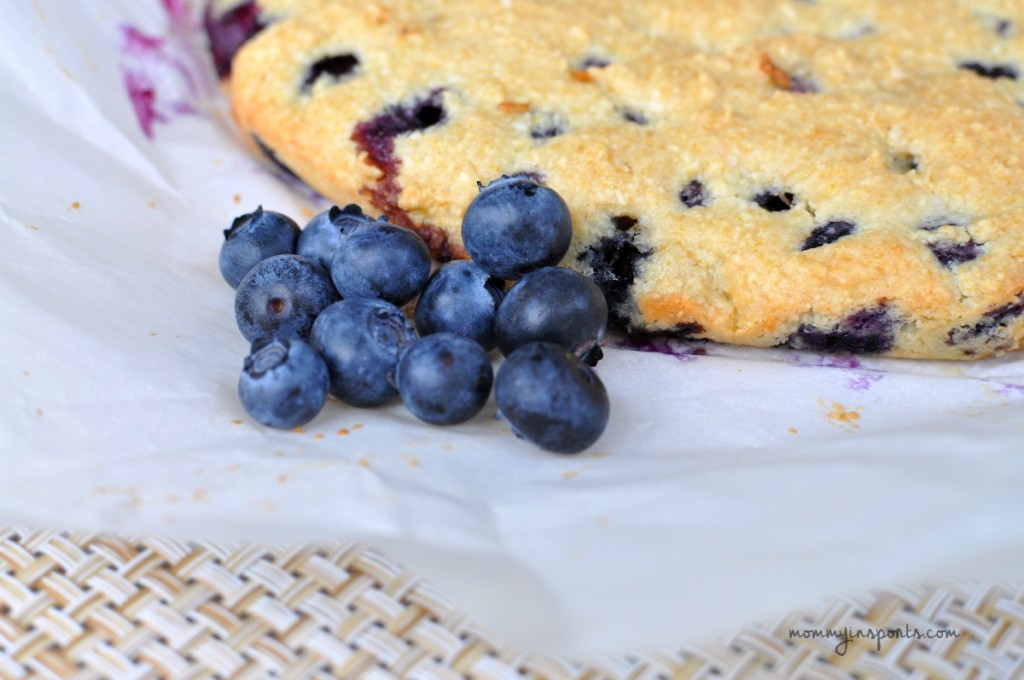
[3,0,1023,657]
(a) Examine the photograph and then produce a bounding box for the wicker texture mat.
[1,528,1021,679]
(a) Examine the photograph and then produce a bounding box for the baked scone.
[219,0,1024,359]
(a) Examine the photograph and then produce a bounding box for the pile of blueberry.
[220,176,610,453]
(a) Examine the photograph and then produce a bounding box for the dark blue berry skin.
[330,221,431,306]
[495,267,608,360]
[310,298,417,407]
[297,204,373,271]
[414,261,505,350]
[234,254,339,344]
[396,333,494,425]
[786,307,894,354]
[461,176,573,280]
[219,207,300,288]
[238,338,329,429]
[495,342,610,454]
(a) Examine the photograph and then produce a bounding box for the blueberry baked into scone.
[208,0,1024,360]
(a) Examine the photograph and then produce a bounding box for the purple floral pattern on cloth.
[120,0,214,139]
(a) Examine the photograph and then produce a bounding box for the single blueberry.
[529,113,567,140]
[928,239,982,267]
[801,220,856,251]
[203,0,265,79]
[959,61,1019,80]
[611,215,638,231]
[396,333,494,425]
[301,53,360,94]
[786,307,895,354]
[330,220,431,306]
[679,180,709,208]
[238,338,329,429]
[219,206,301,289]
[495,342,610,454]
[414,261,506,350]
[918,215,969,230]
[494,267,608,362]
[310,298,417,407]
[579,55,611,69]
[461,175,573,280]
[351,89,447,163]
[948,293,1024,345]
[621,108,648,125]
[297,204,373,271]
[753,190,796,212]
[577,231,652,329]
[234,254,339,344]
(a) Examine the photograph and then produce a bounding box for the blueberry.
[238,338,329,429]
[621,108,648,125]
[234,254,339,344]
[301,53,360,94]
[959,61,1019,80]
[396,334,493,425]
[529,113,567,140]
[310,298,417,407]
[297,204,373,271]
[679,180,709,208]
[203,0,265,79]
[753,190,796,212]
[461,176,573,280]
[494,267,608,362]
[350,90,452,259]
[801,220,855,251]
[351,89,447,166]
[414,261,505,350]
[330,220,431,306]
[579,55,611,69]
[948,293,1024,345]
[219,206,300,288]
[928,239,982,267]
[786,307,894,354]
[495,342,610,454]
[577,230,652,329]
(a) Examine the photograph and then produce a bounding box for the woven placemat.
[1,527,1021,679]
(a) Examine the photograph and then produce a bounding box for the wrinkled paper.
[3,0,1024,657]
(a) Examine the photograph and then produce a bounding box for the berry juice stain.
[120,3,215,139]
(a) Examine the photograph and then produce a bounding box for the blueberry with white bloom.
[330,219,431,306]
[297,203,373,271]
[495,342,610,453]
[494,266,607,362]
[461,176,573,280]
[234,254,339,343]
[219,206,300,288]
[238,338,329,429]
[396,333,493,425]
[310,298,417,407]
[414,260,505,350]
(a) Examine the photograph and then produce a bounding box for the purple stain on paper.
[614,334,706,362]
[845,372,884,392]
[119,1,215,139]
[788,352,886,391]
[996,382,1024,397]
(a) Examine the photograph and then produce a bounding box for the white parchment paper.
[3,0,1024,657]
